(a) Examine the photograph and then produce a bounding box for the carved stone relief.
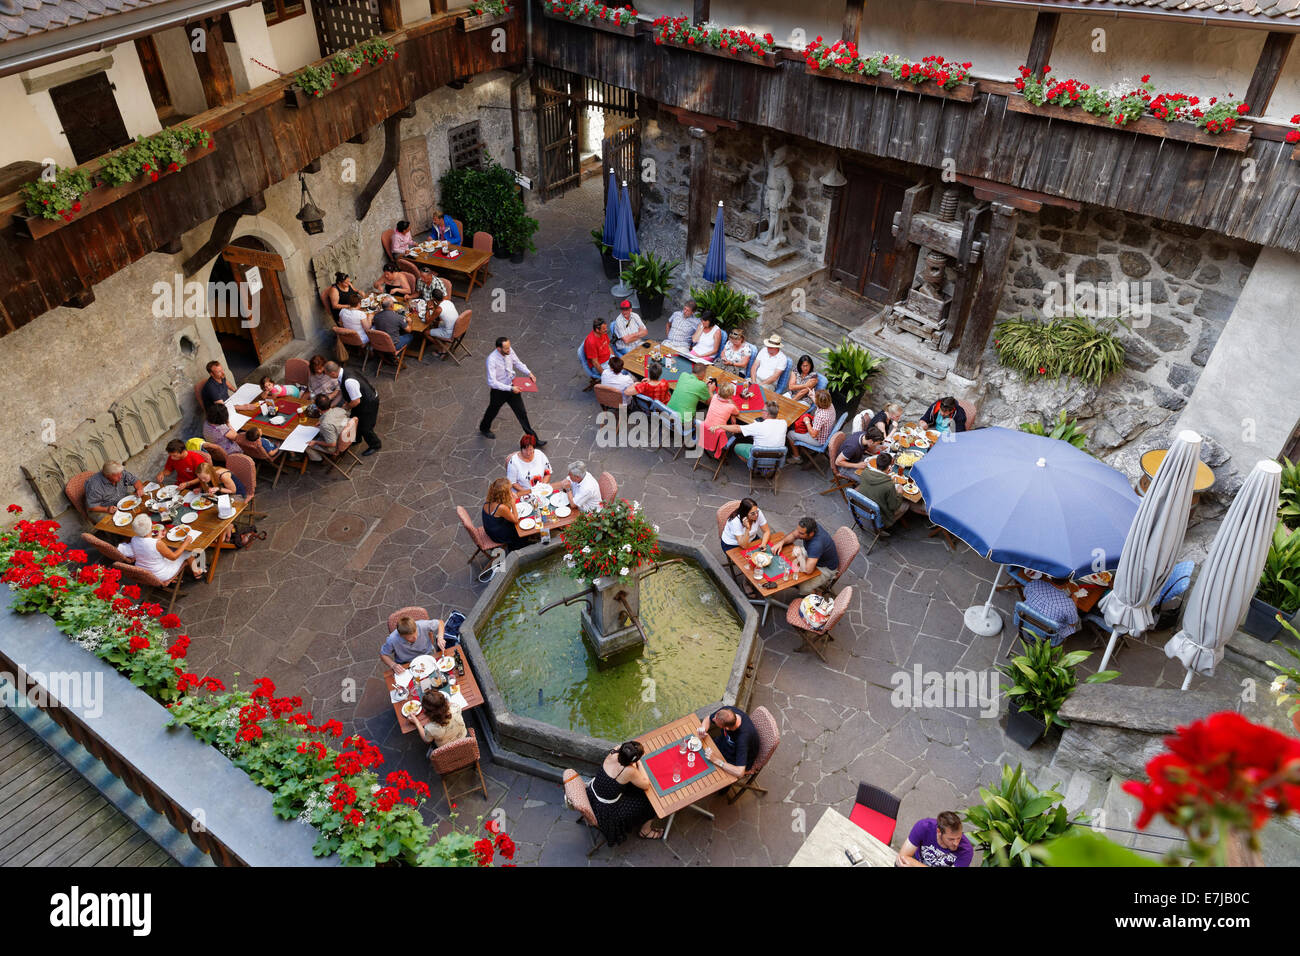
[22,417,131,517]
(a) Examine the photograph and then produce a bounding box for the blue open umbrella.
[610,180,639,298]
[910,426,1140,635]
[703,200,728,283]
[602,167,618,247]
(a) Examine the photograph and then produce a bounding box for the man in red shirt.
[155,439,207,485]
[583,318,612,374]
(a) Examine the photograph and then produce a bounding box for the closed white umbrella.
[1166,459,1283,690]
[1096,429,1203,671]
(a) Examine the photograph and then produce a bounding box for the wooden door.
[221,245,292,363]
[533,67,581,201]
[828,165,909,301]
[48,73,131,165]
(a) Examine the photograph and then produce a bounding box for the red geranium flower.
[7,504,22,513]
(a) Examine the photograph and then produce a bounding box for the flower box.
[658,35,778,69]
[15,140,216,240]
[459,8,514,32]
[542,8,638,37]
[284,57,385,109]
[805,62,977,101]
[1005,94,1252,152]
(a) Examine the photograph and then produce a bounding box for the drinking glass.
[679,739,688,755]
[672,768,681,784]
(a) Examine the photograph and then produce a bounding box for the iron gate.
[532,65,637,203]
[602,120,641,224]
[314,0,381,56]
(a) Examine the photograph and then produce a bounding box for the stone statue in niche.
[760,137,794,250]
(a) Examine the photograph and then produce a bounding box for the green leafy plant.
[1030,828,1161,867]
[98,126,212,188]
[20,166,93,221]
[620,251,680,298]
[998,636,1118,728]
[440,161,537,254]
[963,764,1084,867]
[818,338,885,401]
[993,314,1126,385]
[469,0,511,14]
[544,0,638,26]
[1257,520,1300,615]
[1266,618,1300,720]
[356,36,397,65]
[1278,457,1300,531]
[1015,69,1248,135]
[651,16,776,58]
[559,496,659,583]
[590,227,611,255]
[292,37,392,98]
[1019,409,1090,453]
[688,281,757,332]
[804,40,972,90]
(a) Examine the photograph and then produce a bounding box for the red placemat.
[250,398,301,425]
[741,544,791,583]
[643,740,714,797]
[733,385,766,412]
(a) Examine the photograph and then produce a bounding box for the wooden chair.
[114,560,186,613]
[562,769,606,856]
[786,585,853,661]
[284,357,310,388]
[597,471,618,503]
[234,432,299,490]
[426,309,473,365]
[367,328,406,380]
[65,471,95,524]
[387,606,430,632]
[380,228,396,258]
[819,431,856,500]
[747,445,787,494]
[823,526,860,594]
[457,505,503,567]
[200,441,228,467]
[593,384,624,413]
[958,398,978,429]
[81,532,130,565]
[313,417,362,480]
[333,326,370,366]
[850,782,902,846]
[428,727,488,807]
[472,231,493,257]
[451,218,464,244]
[725,705,780,804]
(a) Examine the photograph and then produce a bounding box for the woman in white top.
[689,312,723,362]
[337,291,371,345]
[719,327,756,377]
[506,434,552,494]
[119,514,201,582]
[600,355,638,404]
[720,497,771,552]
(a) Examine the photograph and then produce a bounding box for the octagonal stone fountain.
[458,537,761,772]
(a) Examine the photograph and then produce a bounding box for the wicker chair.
[380,228,396,259]
[472,231,493,258]
[958,399,978,429]
[562,769,606,856]
[200,441,228,467]
[726,705,780,804]
[428,727,488,807]
[823,526,860,594]
[82,532,130,565]
[820,431,856,500]
[457,505,503,567]
[114,560,186,612]
[785,585,853,661]
[597,471,618,503]
[284,357,310,388]
[387,606,430,633]
[312,417,362,480]
[367,328,406,380]
[715,500,741,541]
[234,432,298,490]
[65,470,95,524]
[850,782,902,846]
[225,452,262,524]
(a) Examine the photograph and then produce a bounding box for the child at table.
[256,375,303,400]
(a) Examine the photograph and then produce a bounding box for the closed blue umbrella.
[703,200,728,283]
[602,167,618,247]
[610,180,639,298]
[910,427,1140,634]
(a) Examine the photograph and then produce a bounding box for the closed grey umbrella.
[1166,459,1283,689]
[1096,430,1202,672]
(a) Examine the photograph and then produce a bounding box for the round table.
[1137,449,1215,499]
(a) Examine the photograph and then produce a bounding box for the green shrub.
[964,764,1084,867]
[1278,457,1300,531]
[440,162,538,254]
[689,281,757,331]
[819,338,885,400]
[621,252,680,298]
[994,314,1126,385]
[1019,410,1090,453]
[1257,520,1300,615]
[998,636,1118,729]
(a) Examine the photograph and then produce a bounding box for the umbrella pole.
[963,565,1005,637]
[611,260,634,299]
[1181,667,1193,691]
[1099,629,1121,673]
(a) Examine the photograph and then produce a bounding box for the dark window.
[449,121,485,171]
[264,0,307,24]
[48,72,131,166]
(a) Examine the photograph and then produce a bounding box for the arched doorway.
[206,236,295,375]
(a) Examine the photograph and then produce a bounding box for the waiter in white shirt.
[479,336,546,445]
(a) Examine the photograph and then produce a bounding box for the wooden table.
[725,535,821,601]
[384,644,483,735]
[1138,448,1216,498]
[243,395,310,441]
[864,455,925,503]
[788,806,897,867]
[93,495,248,583]
[635,713,738,850]
[512,488,577,539]
[404,243,492,300]
[622,341,809,427]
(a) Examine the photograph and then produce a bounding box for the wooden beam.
[841,0,864,46]
[181,194,265,277]
[1245,32,1294,117]
[431,0,448,12]
[191,16,237,109]
[955,174,1080,212]
[222,246,285,271]
[157,238,183,255]
[1025,11,1059,79]
[662,105,738,134]
[686,127,714,263]
[63,289,95,309]
[693,0,710,25]
[355,114,404,221]
[955,202,1017,380]
[378,0,402,32]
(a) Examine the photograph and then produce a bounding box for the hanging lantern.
[296,172,325,235]
[819,155,848,199]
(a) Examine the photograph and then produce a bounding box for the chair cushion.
[849,802,897,845]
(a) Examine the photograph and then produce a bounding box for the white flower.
[653,525,660,534]
[1270,677,1288,697]
[622,543,632,552]
[620,567,629,576]
[582,546,591,554]
[632,500,641,511]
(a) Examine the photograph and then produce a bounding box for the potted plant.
[1018,410,1091,453]
[688,281,758,333]
[459,0,513,32]
[1244,521,1300,641]
[997,637,1117,748]
[1266,618,1300,734]
[591,228,619,278]
[819,338,885,420]
[619,252,679,321]
[1278,457,1300,531]
[440,162,537,261]
[963,764,1082,866]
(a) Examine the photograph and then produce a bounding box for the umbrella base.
[964,605,1003,636]
[610,283,638,305]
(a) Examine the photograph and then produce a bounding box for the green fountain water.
[477,554,743,741]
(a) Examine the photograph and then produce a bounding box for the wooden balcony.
[533,12,1300,254]
[0,11,525,338]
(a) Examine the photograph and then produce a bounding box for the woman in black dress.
[588,741,662,844]
[481,478,527,552]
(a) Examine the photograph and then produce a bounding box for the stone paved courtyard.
[171,179,1225,866]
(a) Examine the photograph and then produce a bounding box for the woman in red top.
[155,439,207,485]
[632,360,673,408]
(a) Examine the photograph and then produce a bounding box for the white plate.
[437,656,456,672]
[181,512,198,524]
[553,506,571,518]
[903,484,920,496]
[533,483,553,497]
[389,686,408,703]
[192,499,214,511]
[686,736,702,752]
[269,415,287,426]
[142,482,160,494]
[518,517,537,531]
[409,654,437,678]
[401,700,422,718]
[112,511,133,527]
[166,527,189,542]
[117,496,140,510]
[549,492,567,507]
[161,484,179,496]
[516,502,533,518]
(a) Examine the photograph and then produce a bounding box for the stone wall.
[0,72,533,516]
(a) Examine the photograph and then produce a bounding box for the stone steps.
[809,283,881,332]
[783,311,846,355]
